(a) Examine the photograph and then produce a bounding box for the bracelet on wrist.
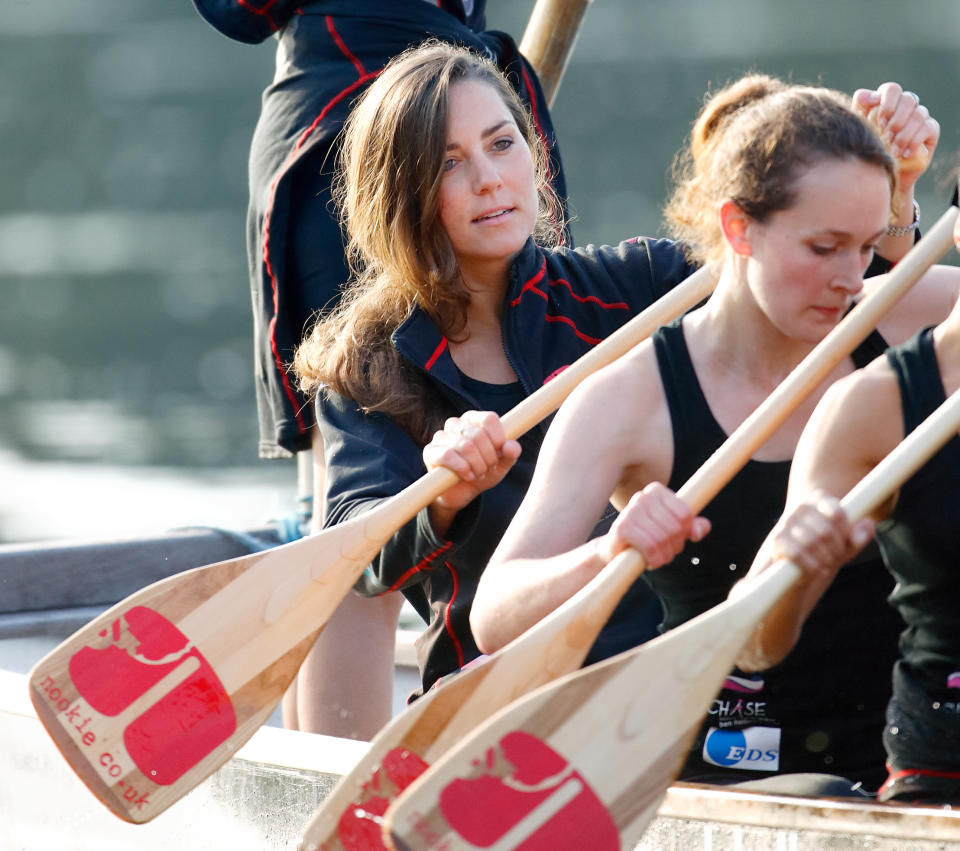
[886,199,920,237]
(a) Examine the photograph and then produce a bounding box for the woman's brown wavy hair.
[294,40,561,446]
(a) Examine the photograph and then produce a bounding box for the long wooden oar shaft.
[520,0,594,106]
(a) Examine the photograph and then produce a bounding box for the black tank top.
[646,317,899,787]
[645,318,888,628]
[881,327,960,688]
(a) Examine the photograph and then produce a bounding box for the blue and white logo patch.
[702,725,781,771]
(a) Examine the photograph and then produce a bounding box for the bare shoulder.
[876,264,960,347]
[557,338,668,455]
[790,358,902,501]
[819,359,901,446]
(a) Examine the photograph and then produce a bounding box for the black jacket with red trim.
[192,0,570,457]
[317,236,697,697]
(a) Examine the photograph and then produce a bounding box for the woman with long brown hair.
[294,40,700,703]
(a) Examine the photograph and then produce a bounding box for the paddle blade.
[299,548,649,851]
[383,561,800,850]
[26,511,391,823]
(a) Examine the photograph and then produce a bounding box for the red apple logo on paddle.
[335,747,431,850]
[69,605,236,785]
[438,731,617,849]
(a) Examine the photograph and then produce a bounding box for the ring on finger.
[904,90,920,105]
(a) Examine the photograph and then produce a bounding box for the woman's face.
[438,79,538,285]
[741,157,891,342]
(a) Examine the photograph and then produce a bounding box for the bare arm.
[470,344,709,653]
[735,365,902,671]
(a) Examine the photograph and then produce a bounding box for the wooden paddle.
[25,262,715,823]
[384,356,960,851]
[298,208,958,851]
[519,0,594,107]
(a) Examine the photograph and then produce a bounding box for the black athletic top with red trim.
[193,0,571,458]
[877,328,960,789]
[645,315,902,789]
[317,236,696,697]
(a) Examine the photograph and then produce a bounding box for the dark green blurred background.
[1,1,957,539]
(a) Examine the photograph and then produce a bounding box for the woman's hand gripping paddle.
[298,206,959,850]
[26,266,715,824]
[384,358,960,851]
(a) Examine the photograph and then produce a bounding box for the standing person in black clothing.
[192,0,570,460]
[192,0,572,738]
[471,74,949,794]
[293,42,697,703]
[736,182,960,803]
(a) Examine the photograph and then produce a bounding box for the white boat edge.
[6,667,960,850]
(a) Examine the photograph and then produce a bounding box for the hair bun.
[692,74,785,159]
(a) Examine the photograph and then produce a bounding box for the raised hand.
[854,82,940,186]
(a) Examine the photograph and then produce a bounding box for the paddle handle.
[362,266,716,543]
[520,0,594,107]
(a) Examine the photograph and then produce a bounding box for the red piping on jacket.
[543,313,602,345]
[424,337,450,372]
[261,19,380,436]
[235,0,281,32]
[510,259,622,346]
[325,14,366,76]
[550,277,628,310]
[442,561,466,668]
[383,541,454,593]
[509,261,548,307]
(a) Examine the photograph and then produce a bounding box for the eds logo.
[702,725,781,771]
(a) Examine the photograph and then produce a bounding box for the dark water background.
[1,1,958,540]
